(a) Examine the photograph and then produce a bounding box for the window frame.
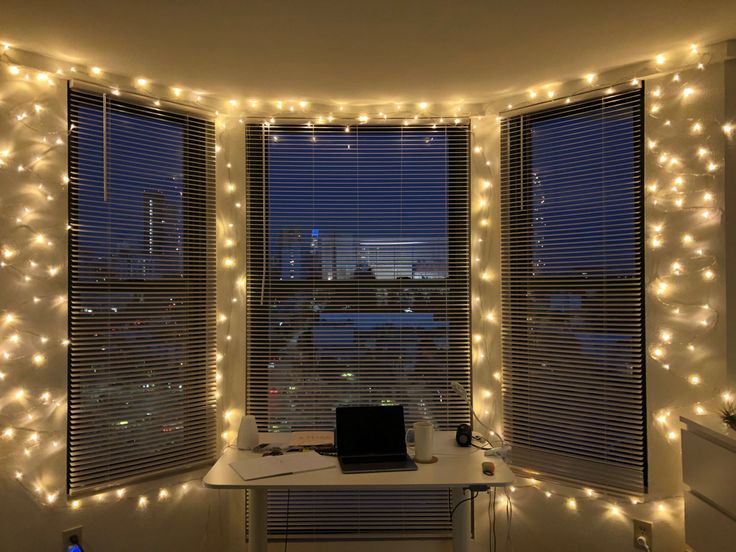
[67,85,218,496]
[499,87,648,494]
[244,120,472,538]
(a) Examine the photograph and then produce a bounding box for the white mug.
[237,414,259,450]
[413,420,434,463]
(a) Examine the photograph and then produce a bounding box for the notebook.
[230,451,336,481]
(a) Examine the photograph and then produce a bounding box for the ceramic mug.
[413,419,434,462]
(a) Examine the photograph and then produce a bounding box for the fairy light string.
[472,42,734,524]
[0,40,732,530]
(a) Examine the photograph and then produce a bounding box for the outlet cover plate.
[633,518,653,550]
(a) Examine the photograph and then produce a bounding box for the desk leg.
[248,489,268,552]
[451,487,470,552]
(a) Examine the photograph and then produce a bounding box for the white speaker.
[237,415,259,450]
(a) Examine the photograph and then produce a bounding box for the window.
[500,88,646,494]
[246,122,470,538]
[67,87,217,495]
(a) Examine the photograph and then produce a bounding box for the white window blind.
[67,86,217,495]
[499,88,647,494]
[245,121,471,539]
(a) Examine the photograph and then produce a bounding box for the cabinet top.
[681,415,736,452]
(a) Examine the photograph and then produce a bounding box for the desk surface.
[203,431,514,490]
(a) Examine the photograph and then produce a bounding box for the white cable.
[451,381,505,446]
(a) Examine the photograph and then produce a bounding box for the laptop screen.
[336,405,407,458]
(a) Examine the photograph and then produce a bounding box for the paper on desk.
[230,451,336,481]
[288,431,334,447]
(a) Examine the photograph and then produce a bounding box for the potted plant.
[721,401,736,431]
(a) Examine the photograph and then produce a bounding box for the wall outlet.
[633,519,653,550]
[62,526,83,551]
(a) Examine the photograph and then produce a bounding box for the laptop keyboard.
[341,455,407,464]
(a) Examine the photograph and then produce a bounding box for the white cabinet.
[681,417,736,552]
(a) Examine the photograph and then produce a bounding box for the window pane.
[268,129,449,281]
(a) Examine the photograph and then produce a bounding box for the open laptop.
[336,405,418,474]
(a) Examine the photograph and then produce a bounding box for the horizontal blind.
[499,88,647,494]
[68,87,217,495]
[246,121,471,538]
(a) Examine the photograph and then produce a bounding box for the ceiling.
[3,0,736,105]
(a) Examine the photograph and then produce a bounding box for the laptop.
[336,405,418,474]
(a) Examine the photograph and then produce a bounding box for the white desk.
[204,431,514,551]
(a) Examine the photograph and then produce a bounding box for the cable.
[505,487,513,551]
[487,488,498,552]
[449,490,479,520]
[450,381,505,446]
[284,489,290,552]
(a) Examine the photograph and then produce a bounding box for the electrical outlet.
[633,519,653,550]
[62,526,83,551]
